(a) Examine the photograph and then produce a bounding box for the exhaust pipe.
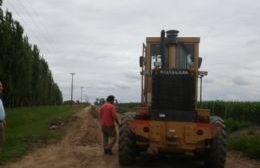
[160,29,179,68]
[166,30,179,44]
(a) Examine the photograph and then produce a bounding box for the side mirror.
[139,56,144,67]
[198,57,202,68]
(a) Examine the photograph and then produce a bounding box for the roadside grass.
[228,134,260,159]
[0,105,86,163]
[224,118,253,134]
[89,105,99,118]
[225,119,260,159]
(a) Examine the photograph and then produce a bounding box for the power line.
[12,0,53,55]
[18,0,57,53]
[4,1,41,42]
[4,0,52,56]
[24,0,55,42]
[5,3,50,56]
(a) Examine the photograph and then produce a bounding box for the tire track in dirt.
[1,107,259,168]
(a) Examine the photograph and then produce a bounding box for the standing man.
[99,95,120,155]
[0,81,6,146]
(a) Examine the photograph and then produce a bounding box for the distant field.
[200,101,260,125]
[117,101,260,125]
[116,103,140,114]
[0,105,86,163]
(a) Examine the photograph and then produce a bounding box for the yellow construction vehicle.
[119,30,226,168]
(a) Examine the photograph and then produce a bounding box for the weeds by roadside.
[89,105,99,119]
[225,119,253,133]
[228,134,260,159]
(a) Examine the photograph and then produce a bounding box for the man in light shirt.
[0,81,6,146]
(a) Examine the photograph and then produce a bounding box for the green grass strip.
[0,105,85,163]
[228,135,260,159]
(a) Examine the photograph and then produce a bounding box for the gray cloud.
[232,77,251,86]
[204,78,214,84]
[246,40,259,46]
[3,0,260,102]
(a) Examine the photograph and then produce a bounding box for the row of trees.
[94,98,119,106]
[0,1,63,107]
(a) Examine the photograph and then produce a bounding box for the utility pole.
[70,73,75,104]
[80,86,84,103]
[85,95,89,103]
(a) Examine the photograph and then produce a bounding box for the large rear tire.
[205,116,226,168]
[119,112,136,165]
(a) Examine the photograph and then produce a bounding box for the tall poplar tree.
[0,1,63,107]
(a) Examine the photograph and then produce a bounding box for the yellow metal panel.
[144,44,151,105]
[149,121,161,142]
[149,121,165,144]
[177,37,200,43]
[135,124,149,139]
[146,37,160,43]
[184,125,197,143]
[165,122,212,145]
[136,106,149,113]
[135,121,212,152]
[169,46,176,69]
[197,109,210,117]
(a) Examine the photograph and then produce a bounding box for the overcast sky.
[2,0,260,102]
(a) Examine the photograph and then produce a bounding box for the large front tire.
[119,112,136,166]
[205,117,226,168]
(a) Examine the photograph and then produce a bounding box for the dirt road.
[1,107,259,168]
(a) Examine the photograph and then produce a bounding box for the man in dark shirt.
[99,95,119,155]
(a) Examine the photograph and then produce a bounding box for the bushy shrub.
[225,118,252,133]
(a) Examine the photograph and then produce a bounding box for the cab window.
[149,43,194,71]
[176,44,194,69]
[150,44,162,71]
